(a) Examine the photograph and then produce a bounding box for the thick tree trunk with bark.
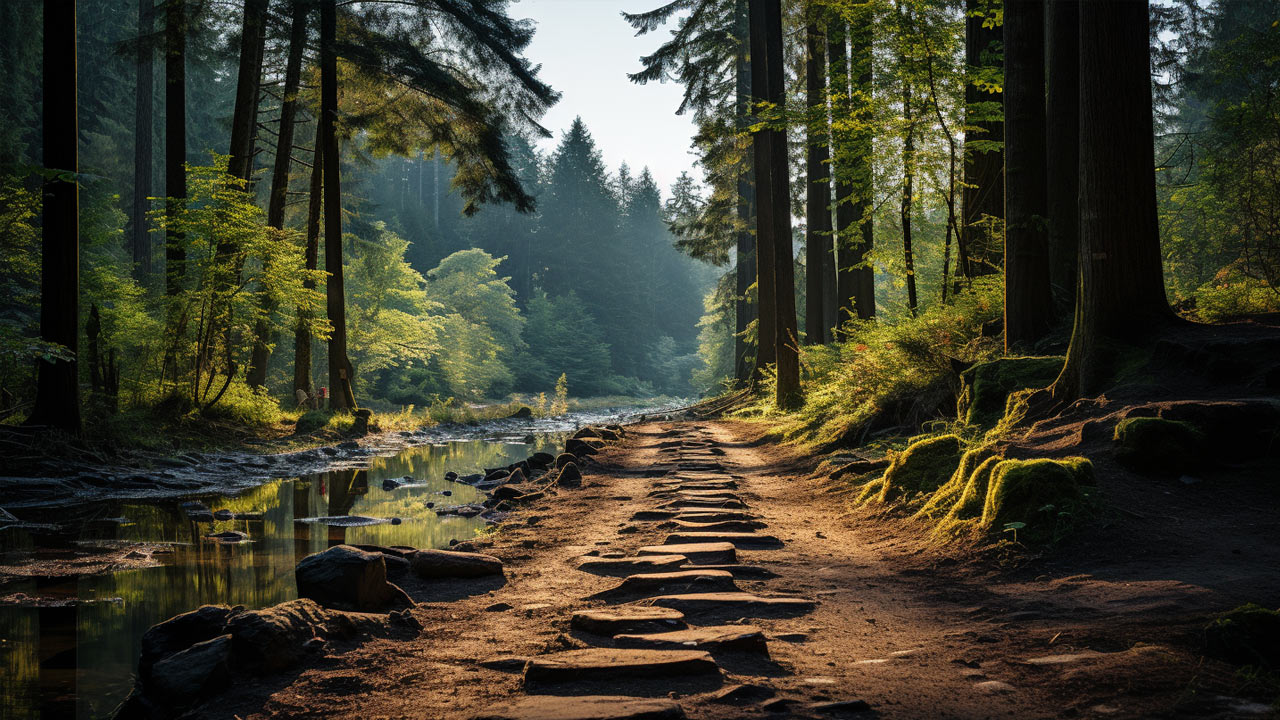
[164,0,186,296]
[961,0,1003,278]
[1053,0,1172,399]
[804,16,832,345]
[901,61,918,316]
[848,11,875,321]
[750,0,800,407]
[247,0,308,389]
[733,0,756,384]
[131,0,154,280]
[294,139,322,403]
[320,0,357,411]
[750,3,775,377]
[29,0,81,434]
[1003,0,1053,350]
[827,24,854,334]
[228,0,269,184]
[1046,0,1079,314]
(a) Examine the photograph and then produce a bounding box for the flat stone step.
[524,649,718,683]
[472,695,686,720]
[647,593,816,620]
[664,532,783,549]
[673,511,760,523]
[681,564,779,579]
[658,498,748,510]
[615,625,768,654]
[571,608,687,636]
[671,519,766,533]
[671,490,743,500]
[631,510,678,522]
[649,482,738,494]
[638,542,736,565]
[587,570,739,600]
[578,555,688,576]
[675,463,725,472]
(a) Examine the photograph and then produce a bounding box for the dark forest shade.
[805,15,832,345]
[1002,0,1053,350]
[1053,0,1173,399]
[961,0,1003,278]
[734,0,756,382]
[131,0,153,279]
[1046,0,1079,314]
[321,0,357,410]
[227,0,267,184]
[29,0,82,434]
[164,0,186,297]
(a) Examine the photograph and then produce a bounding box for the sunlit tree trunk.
[734,0,756,383]
[1046,0,1079,314]
[321,0,357,411]
[29,0,81,434]
[294,138,321,404]
[848,9,875,321]
[961,0,1003,278]
[804,13,832,345]
[1052,0,1172,400]
[228,0,269,184]
[248,0,308,389]
[1003,0,1053,350]
[827,24,853,334]
[751,0,775,378]
[164,0,186,297]
[131,0,154,280]
[901,48,918,316]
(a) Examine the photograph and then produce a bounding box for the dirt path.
[216,420,1270,720]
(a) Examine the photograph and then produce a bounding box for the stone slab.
[680,564,780,579]
[658,499,748,510]
[587,570,739,600]
[615,625,768,654]
[472,696,686,720]
[671,520,766,533]
[577,555,688,577]
[663,532,783,549]
[673,511,760,523]
[523,649,718,683]
[638,542,737,565]
[571,608,688,636]
[647,593,816,620]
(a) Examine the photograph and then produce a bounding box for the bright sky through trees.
[518,0,698,191]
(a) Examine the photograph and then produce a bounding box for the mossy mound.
[980,458,1094,545]
[915,445,998,521]
[1204,603,1280,669]
[1113,416,1205,473]
[875,435,964,504]
[295,410,330,434]
[960,356,1064,428]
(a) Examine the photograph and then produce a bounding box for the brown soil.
[202,419,1279,720]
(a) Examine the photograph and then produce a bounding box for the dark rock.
[381,478,403,491]
[212,509,234,521]
[445,471,458,482]
[294,545,413,612]
[529,452,555,468]
[186,510,215,522]
[565,438,601,457]
[809,699,872,715]
[523,649,716,683]
[147,634,232,704]
[338,441,360,450]
[224,599,364,673]
[458,473,484,484]
[410,549,504,579]
[484,469,511,483]
[712,683,776,704]
[491,485,529,502]
[555,452,578,469]
[485,602,514,612]
[204,531,249,543]
[321,447,339,456]
[551,462,583,488]
[139,605,239,682]
[571,608,687,636]
[509,406,533,419]
[1205,603,1280,668]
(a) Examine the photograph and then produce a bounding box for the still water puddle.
[0,434,563,719]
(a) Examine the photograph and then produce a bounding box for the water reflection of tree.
[326,470,368,547]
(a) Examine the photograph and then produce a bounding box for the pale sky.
[514,0,700,194]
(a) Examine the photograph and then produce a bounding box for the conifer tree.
[805,7,833,344]
[961,0,1003,278]
[164,0,186,296]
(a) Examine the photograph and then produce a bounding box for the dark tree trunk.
[901,60,918,316]
[750,0,799,407]
[961,0,1003,278]
[164,0,186,297]
[131,0,154,280]
[734,0,756,383]
[294,137,321,404]
[228,0,269,184]
[1053,0,1171,399]
[827,24,854,334]
[1046,0,1079,314]
[29,0,81,434]
[247,0,308,389]
[849,11,875,321]
[321,0,356,411]
[1003,0,1053,350]
[804,15,832,345]
[750,0,775,378]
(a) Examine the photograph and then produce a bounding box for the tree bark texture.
[734,0,757,383]
[804,16,832,345]
[294,137,322,402]
[848,10,875,321]
[1046,0,1079,314]
[164,0,186,296]
[961,0,1003,277]
[131,0,154,280]
[228,0,269,184]
[321,0,357,411]
[750,0,776,377]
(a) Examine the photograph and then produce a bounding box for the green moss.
[1205,603,1280,669]
[295,410,330,434]
[1113,416,1206,472]
[929,454,1002,540]
[980,457,1094,545]
[961,356,1064,428]
[876,435,964,504]
[916,445,996,520]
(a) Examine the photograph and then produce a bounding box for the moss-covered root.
[959,356,1064,428]
[930,454,1003,540]
[980,457,1095,545]
[1113,416,1206,473]
[916,445,998,521]
[1204,603,1280,669]
[874,435,964,505]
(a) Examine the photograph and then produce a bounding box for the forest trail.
[222,421,1241,720]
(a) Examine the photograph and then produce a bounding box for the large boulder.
[565,437,602,457]
[549,462,582,489]
[410,549,504,579]
[554,452,577,469]
[223,598,379,673]
[528,452,555,469]
[138,604,240,682]
[295,545,413,612]
[147,634,232,704]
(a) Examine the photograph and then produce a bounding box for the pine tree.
[164,0,186,297]
[1046,0,1078,313]
[804,7,833,344]
[961,0,1003,278]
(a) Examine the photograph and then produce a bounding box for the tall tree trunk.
[849,10,875,321]
[131,0,154,280]
[827,24,854,334]
[961,0,1003,278]
[750,0,775,378]
[1046,0,1079,315]
[247,0,308,389]
[294,138,322,404]
[164,0,186,297]
[901,51,918,316]
[750,0,799,407]
[804,14,832,345]
[1003,0,1053,350]
[734,0,756,383]
[228,0,269,184]
[29,0,81,434]
[321,0,357,411]
[1052,0,1171,399]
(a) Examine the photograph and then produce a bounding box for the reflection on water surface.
[0,435,561,719]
